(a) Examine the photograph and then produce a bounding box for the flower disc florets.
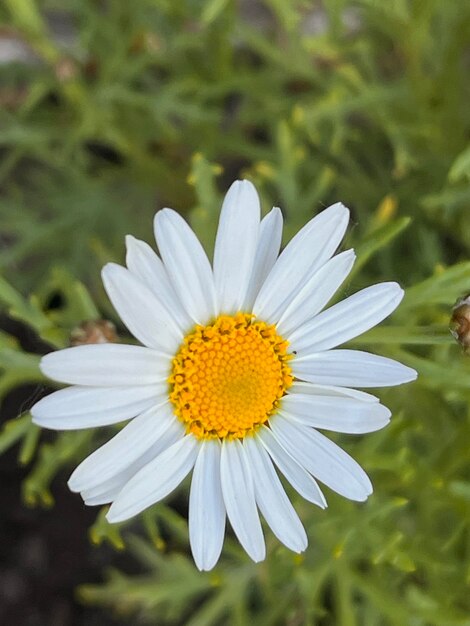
[169,313,293,439]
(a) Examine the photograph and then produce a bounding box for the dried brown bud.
[70,320,118,347]
[450,294,470,352]
[55,57,79,82]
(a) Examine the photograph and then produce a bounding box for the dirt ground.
[0,320,129,626]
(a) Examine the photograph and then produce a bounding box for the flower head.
[31,181,417,570]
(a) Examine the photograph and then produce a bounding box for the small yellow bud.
[376,195,398,224]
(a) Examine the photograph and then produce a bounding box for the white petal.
[270,415,373,502]
[31,385,165,430]
[102,263,183,354]
[107,435,198,523]
[154,209,217,324]
[40,344,170,386]
[80,420,184,505]
[288,282,404,353]
[213,180,261,313]
[280,393,391,433]
[276,250,355,336]
[253,202,349,323]
[292,350,417,387]
[69,402,175,492]
[256,427,326,508]
[125,235,191,330]
[189,440,226,571]
[220,439,265,562]
[244,437,307,552]
[290,381,379,403]
[243,207,283,310]
[82,471,130,505]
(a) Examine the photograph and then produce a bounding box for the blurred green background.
[0,0,469,625]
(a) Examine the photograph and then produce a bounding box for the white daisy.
[31,181,417,570]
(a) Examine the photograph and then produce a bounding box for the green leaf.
[201,0,231,25]
[18,421,41,465]
[89,508,125,551]
[0,275,57,344]
[449,145,470,182]
[188,153,223,258]
[350,217,411,277]
[401,262,470,310]
[0,414,31,456]
[394,349,470,390]
[23,430,93,507]
[349,325,452,346]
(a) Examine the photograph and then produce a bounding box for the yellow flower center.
[169,313,293,440]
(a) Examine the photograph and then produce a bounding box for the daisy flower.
[31,181,417,570]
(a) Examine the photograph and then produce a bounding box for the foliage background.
[0,0,470,624]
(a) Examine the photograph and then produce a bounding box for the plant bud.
[70,320,117,346]
[450,295,470,352]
